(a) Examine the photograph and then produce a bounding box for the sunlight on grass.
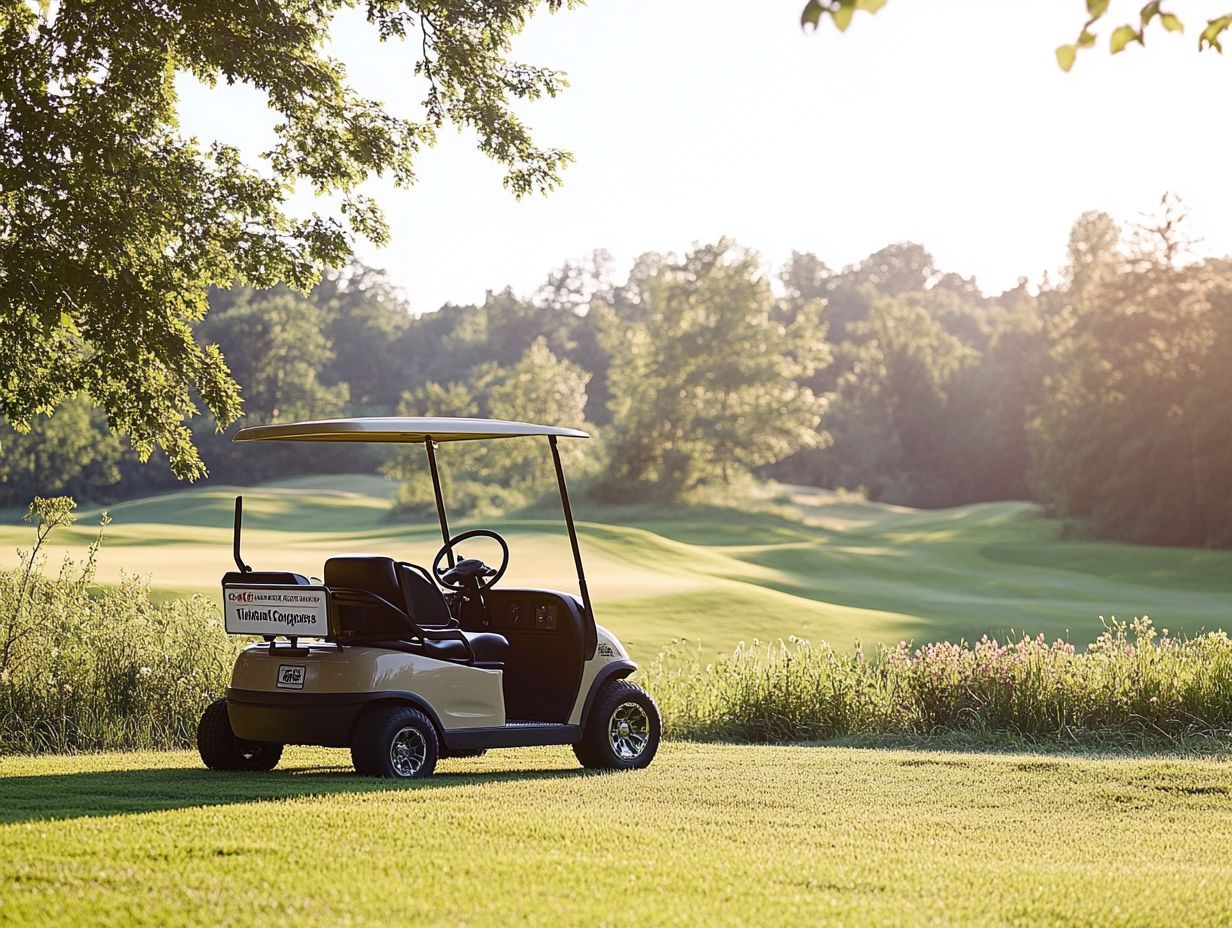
[3,742,1231,927]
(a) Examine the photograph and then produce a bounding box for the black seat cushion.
[422,631,509,664]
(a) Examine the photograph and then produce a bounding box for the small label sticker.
[597,642,617,658]
[277,665,306,689]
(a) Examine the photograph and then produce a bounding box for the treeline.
[3,200,1229,548]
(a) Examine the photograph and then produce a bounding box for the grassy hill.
[3,743,1231,928]
[1,476,1229,660]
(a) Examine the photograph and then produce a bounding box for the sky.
[177,0,1232,312]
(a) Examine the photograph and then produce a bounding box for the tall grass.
[645,620,1232,748]
[0,498,236,754]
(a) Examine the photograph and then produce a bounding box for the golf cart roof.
[233,416,590,444]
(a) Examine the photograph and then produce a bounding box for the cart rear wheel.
[197,698,283,772]
[573,680,660,770]
[351,705,439,779]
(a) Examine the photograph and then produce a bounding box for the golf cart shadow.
[0,762,594,826]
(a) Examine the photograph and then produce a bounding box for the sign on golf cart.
[223,585,330,637]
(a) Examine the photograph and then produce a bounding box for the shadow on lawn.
[0,763,592,826]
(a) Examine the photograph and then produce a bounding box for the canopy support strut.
[549,435,594,628]
[424,438,455,568]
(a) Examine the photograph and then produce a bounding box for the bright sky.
[178,0,1232,312]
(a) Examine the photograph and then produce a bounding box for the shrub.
[645,620,1232,748]
[0,498,237,754]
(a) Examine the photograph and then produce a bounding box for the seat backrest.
[324,555,413,639]
[397,563,454,627]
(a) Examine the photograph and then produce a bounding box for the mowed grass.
[1,476,1230,659]
[2,743,1231,927]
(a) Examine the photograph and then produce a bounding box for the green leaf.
[855,0,887,11]
[1110,25,1139,52]
[1087,0,1110,18]
[1078,30,1097,48]
[1055,44,1078,71]
[1199,14,1232,51]
[1160,12,1183,33]
[833,5,854,31]
[1140,1,1160,27]
[800,0,824,29]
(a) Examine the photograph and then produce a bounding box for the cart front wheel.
[351,705,440,779]
[197,698,283,771]
[574,680,661,771]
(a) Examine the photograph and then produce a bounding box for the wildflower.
[139,666,153,677]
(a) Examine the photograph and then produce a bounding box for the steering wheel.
[432,529,510,592]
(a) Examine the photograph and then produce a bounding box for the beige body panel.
[230,643,504,730]
[567,625,632,725]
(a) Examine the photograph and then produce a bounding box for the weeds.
[0,498,236,754]
[646,620,1232,749]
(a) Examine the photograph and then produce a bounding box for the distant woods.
[3,201,1230,548]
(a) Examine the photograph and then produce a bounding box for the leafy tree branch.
[799,0,1232,70]
[0,0,575,478]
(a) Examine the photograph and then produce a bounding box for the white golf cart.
[198,417,660,779]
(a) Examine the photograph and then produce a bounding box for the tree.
[800,1,1232,70]
[795,295,976,505]
[196,288,350,481]
[315,264,411,412]
[200,291,348,426]
[600,240,830,498]
[384,338,593,515]
[1,0,575,479]
[1029,201,1232,546]
[0,396,124,505]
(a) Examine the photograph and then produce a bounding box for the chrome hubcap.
[608,702,650,760]
[389,726,427,777]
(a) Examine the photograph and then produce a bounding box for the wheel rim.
[608,702,651,760]
[237,740,265,762]
[389,726,427,777]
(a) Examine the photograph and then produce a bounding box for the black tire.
[351,705,440,779]
[573,679,661,771]
[197,698,283,772]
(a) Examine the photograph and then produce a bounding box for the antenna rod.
[233,496,251,572]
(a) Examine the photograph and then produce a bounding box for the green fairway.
[1,476,1229,659]
[2,743,1230,927]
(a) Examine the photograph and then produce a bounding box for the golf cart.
[197,417,660,779]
